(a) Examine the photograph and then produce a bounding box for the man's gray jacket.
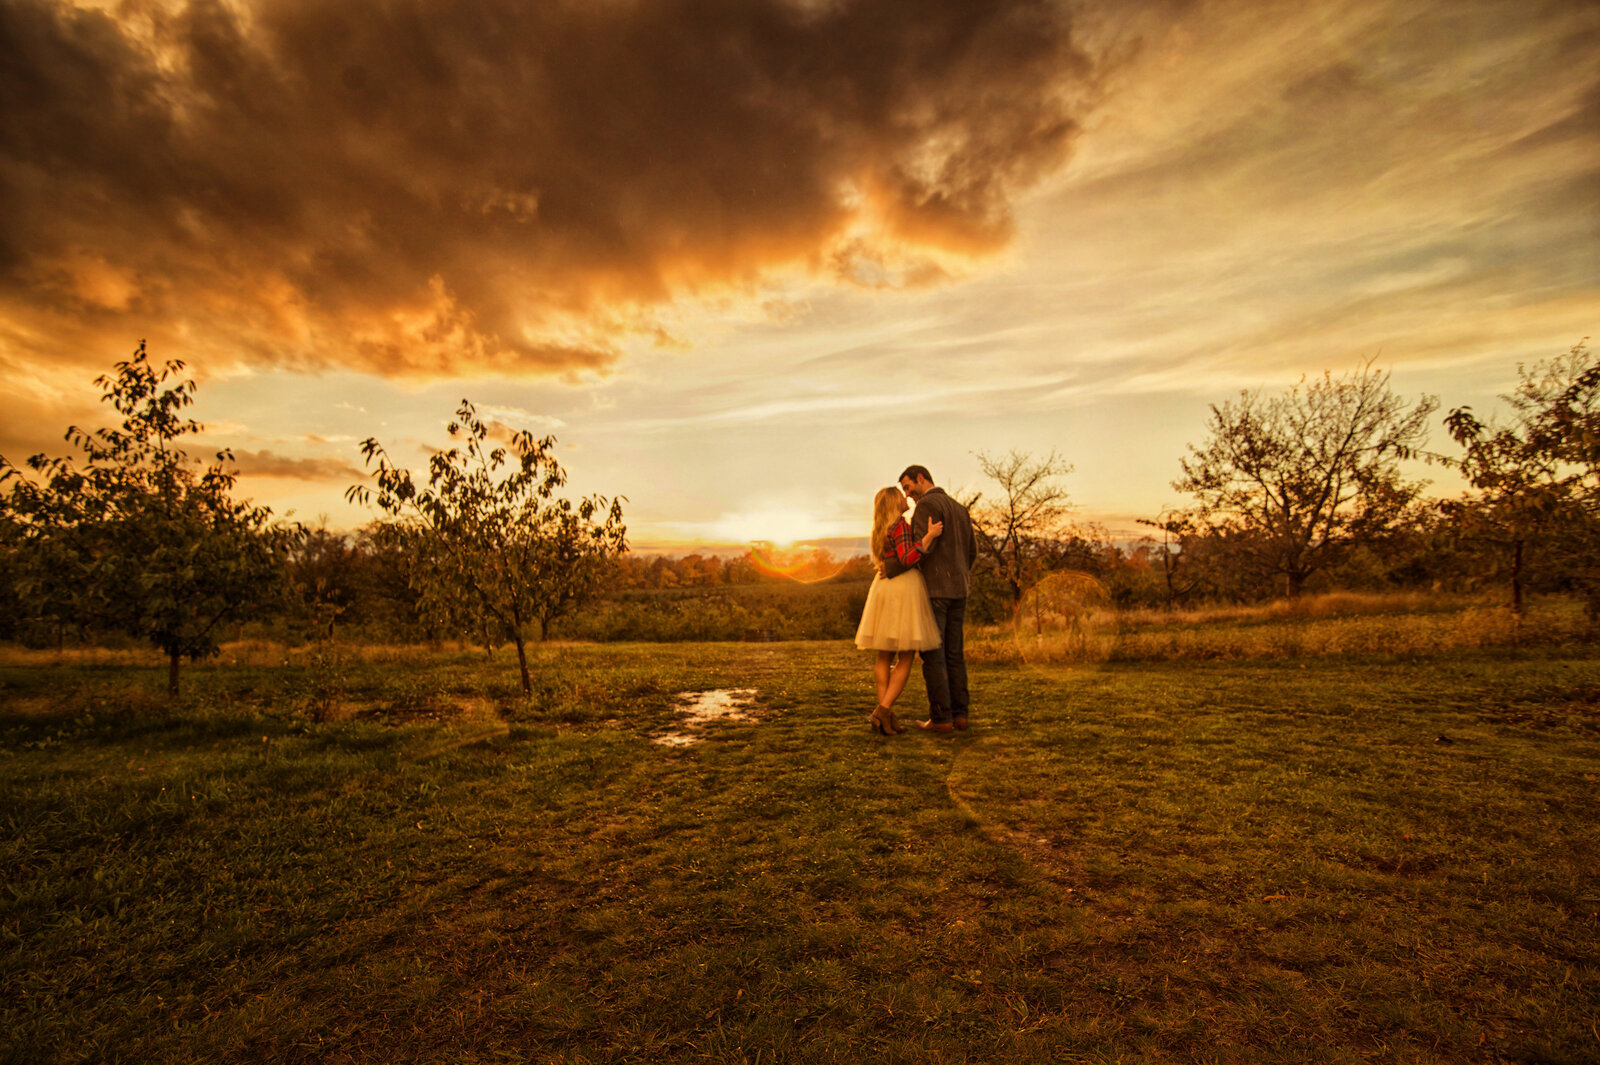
[897,487,977,598]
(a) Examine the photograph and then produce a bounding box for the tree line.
[0,345,624,696]
[2,339,1595,696]
[964,342,1598,619]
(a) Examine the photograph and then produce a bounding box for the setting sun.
[707,507,844,549]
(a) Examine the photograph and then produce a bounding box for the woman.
[854,486,942,734]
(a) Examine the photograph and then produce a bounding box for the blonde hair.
[869,487,904,560]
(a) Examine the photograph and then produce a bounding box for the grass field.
[3,614,1599,1062]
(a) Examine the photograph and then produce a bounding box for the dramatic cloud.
[0,0,1096,378]
[5,0,1591,548]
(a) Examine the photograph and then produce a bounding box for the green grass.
[2,639,1598,1063]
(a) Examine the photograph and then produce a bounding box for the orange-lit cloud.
[0,0,1097,379]
[4,0,1594,551]
[224,448,364,481]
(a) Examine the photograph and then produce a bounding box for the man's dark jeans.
[921,596,969,724]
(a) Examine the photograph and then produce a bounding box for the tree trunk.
[1286,570,1306,598]
[540,615,551,642]
[1510,538,1525,615]
[168,650,181,699]
[513,634,532,696]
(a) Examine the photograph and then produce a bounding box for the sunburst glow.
[747,544,849,584]
[708,508,837,549]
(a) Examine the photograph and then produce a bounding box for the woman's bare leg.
[869,652,902,734]
[882,652,914,709]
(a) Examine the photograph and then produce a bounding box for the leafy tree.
[0,342,297,695]
[0,470,94,649]
[1443,340,1598,615]
[1522,344,1600,613]
[1441,411,1557,614]
[346,521,429,641]
[969,449,1078,613]
[288,523,363,639]
[723,553,761,586]
[1174,362,1437,598]
[0,513,36,644]
[347,400,626,695]
[524,488,630,641]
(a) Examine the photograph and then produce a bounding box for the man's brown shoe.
[918,720,955,734]
[952,717,969,731]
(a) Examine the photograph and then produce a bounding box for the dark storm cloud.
[0,0,1095,376]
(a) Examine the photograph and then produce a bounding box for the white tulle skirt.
[854,569,942,652]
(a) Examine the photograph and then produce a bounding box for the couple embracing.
[854,465,976,736]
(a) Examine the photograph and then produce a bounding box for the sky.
[2,0,1596,554]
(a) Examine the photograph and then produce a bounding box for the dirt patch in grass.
[1473,683,1600,732]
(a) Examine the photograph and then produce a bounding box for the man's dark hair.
[899,465,933,485]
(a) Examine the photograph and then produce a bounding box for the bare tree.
[1135,508,1202,610]
[969,449,1076,613]
[1174,362,1436,598]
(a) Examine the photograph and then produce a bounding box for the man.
[899,465,976,734]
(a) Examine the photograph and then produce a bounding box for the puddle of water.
[678,688,758,724]
[652,688,760,746]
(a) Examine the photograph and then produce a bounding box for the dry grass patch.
[968,592,1594,666]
